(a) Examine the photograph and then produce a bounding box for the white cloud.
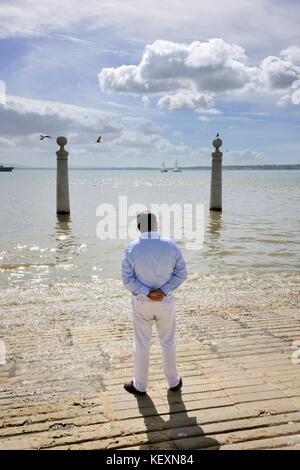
[98,39,256,97]
[157,92,214,111]
[289,79,300,105]
[258,55,300,107]
[103,129,196,157]
[259,56,300,90]
[281,45,300,63]
[276,94,292,107]
[142,96,150,108]
[0,93,211,165]
[98,38,300,111]
[1,0,300,53]
[0,136,15,146]
[172,131,183,139]
[123,117,161,135]
[226,149,268,164]
[197,116,210,122]
[0,136,17,152]
[291,87,300,105]
[0,95,122,136]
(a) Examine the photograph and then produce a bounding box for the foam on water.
[0,272,298,310]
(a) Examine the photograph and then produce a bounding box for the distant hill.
[183,164,300,170]
[14,164,300,170]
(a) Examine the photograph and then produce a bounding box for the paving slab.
[1,306,300,450]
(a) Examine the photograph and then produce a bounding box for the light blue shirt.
[122,232,187,296]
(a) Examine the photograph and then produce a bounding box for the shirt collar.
[139,231,161,239]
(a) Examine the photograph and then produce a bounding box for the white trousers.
[131,293,180,392]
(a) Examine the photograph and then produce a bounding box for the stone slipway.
[1,305,300,450]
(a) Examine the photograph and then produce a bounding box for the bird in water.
[96,136,102,143]
[40,135,52,140]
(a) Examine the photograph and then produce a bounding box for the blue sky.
[0,0,300,167]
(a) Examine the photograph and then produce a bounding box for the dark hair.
[137,211,157,232]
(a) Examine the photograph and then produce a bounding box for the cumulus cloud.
[98,38,300,111]
[98,39,255,98]
[288,79,300,105]
[280,45,300,63]
[291,87,300,105]
[248,49,300,107]
[257,56,300,107]
[259,56,300,90]
[157,92,215,111]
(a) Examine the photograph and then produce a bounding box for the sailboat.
[161,162,168,172]
[173,159,181,172]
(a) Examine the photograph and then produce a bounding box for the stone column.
[56,136,70,214]
[210,135,223,212]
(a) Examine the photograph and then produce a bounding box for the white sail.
[161,162,168,172]
[173,159,181,172]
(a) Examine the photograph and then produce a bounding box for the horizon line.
[10,164,300,171]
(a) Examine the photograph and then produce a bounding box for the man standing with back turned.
[122,211,187,396]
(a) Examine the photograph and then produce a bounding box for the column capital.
[56,136,68,160]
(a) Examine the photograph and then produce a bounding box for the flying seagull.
[216,133,219,137]
[96,136,102,143]
[40,135,52,140]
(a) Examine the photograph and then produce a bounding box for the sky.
[0,0,300,167]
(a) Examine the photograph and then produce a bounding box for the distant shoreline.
[13,164,300,171]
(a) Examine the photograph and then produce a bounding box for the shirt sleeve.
[121,247,151,296]
[160,245,187,295]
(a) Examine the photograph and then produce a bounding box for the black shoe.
[169,377,182,392]
[124,381,146,396]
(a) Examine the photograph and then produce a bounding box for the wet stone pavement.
[1,298,300,450]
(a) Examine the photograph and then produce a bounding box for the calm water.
[0,169,299,307]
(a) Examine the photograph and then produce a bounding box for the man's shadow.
[136,390,220,450]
